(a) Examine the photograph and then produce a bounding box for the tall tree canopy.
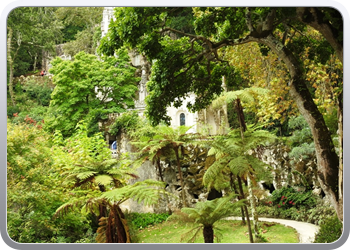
[45,49,139,137]
[7,7,63,105]
[55,7,104,56]
[98,7,343,221]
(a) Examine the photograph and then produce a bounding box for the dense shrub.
[125,212,171,229]
[314,215,343,243]
[10,106,48,126]
[270,186,317,209]
[257,200,336,225]
[22,79,53,106]
[7,105,20,117]
[7,122,92,243]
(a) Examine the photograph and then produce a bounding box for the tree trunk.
[7,27,16,107]
[230,173,246,225]
[203,225,214,243]
[247,175,260,240]
[114,204,130,243]
[296,7,343,62]
[234,97,254,243]
[156,158,164,182]
[261,33,342,221]
[237,175,254,243]
[174,146,187,207]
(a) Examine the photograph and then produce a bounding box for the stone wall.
[253,144,321,196]
[115,132,211,213]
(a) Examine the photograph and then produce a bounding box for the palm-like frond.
[212,87,269,110]
[182,193,244,226]
[76,171,97,180]
[100,179,176,207]
[180,225,203,243]
[203,159,228,187]
[53,190,101,219]
[95,175,114,186]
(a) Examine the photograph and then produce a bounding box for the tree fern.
[53,190,101,219]
[212,87,269,110]
[179,194,245,243]
[100,179,176,207]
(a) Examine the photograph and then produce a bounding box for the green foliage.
[55,7,103,44]
[256,204,336,225]
[61,24,84,42]
[286,115,316,164]
[46,49,139,137]
[7,7,63,74]
[176,194,245,243]
[22,78,53,106]
[52,122,136,190]
[100,179,173,207]
[10,107,47,126]
[125,212,170,229]
[287,115,313,146]
[314,215,343,243]
[144,36,237,125]
[98,7,241,126]
[7,105,20,117]
[204,126,276,189]
[62,25,103,56]
[109,111,143,136]
[270,186,317,209]
[7,122,91,243]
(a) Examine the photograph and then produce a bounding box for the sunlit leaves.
[46,48,139,137]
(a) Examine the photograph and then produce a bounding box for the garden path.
[226,217,320,243]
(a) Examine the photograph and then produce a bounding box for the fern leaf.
[94,175,114,186]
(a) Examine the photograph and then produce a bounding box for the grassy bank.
[133,220,299,243]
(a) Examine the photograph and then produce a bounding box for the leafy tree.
[52,123,170,243]
[45,49,139,137]
[109,111,144,136]
[204,126,275,241]
[7,121,90,243]
[98,7,343,221]
[55,7,103,43]
[7,7,63,106]
[178,194,245,243]
[55,7,104,56]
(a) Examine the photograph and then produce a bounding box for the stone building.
[100,7,227,136]
[100,7,230,212]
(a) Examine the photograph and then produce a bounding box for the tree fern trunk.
[203,225,214,243]
[237,175,254,243]
[114,204,129,243]
[247,175,260,240]
[230,173,246,224]
[174,146,187,207]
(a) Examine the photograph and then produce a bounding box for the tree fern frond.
[76,171,97,180]
[180,225,202,243]
[100,179,174,206]
[53,194,94,219]
[203,161,227,186]
[94,175,114,186]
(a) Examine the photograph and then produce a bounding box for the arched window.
[180,113,186,126]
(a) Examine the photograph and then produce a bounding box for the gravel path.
[225,217,320,243]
